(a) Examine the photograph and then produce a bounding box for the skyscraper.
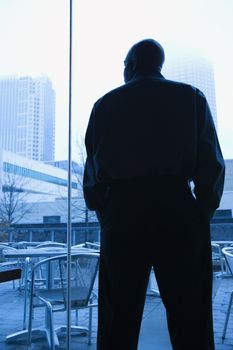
[0,75,55,161]
[163,53,218,129]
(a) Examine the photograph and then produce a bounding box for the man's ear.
[131,60,137,73]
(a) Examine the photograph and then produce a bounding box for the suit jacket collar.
[129,71,165,83]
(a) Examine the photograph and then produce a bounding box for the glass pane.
[0,0,69,240]
[75,1,233,349]
[0,0,71,348]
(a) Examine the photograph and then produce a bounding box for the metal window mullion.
[66,0,73,350]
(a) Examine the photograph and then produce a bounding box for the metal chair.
[27,252,99,349]
[12,241,41,249]
[32,242,66,285]
[72,241,100,250]
[222,247,233,340]
[1,244,31,329]
[0,244,21,288]
[211,242,225,277]
[85,241,100,250]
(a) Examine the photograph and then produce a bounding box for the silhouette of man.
[83,39,225,350]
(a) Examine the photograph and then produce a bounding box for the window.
[3,162,78,189]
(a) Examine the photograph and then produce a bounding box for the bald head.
[124,39,165,82]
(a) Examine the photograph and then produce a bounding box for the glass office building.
[163,54,218,129]
[0,75,55,161]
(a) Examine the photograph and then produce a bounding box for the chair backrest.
[0,244,17,250]
[12,241,36,249]
[222,247,233,274]
[211,243,221,258]
[85,242,100,250]
[31,252,99,308]
[73,242,100,250]
[0,245,17,259]
[35,242,66,249]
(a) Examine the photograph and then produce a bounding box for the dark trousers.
[96,177,215,350]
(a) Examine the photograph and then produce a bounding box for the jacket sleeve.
[193,89,225,219]
[83,105,107,211]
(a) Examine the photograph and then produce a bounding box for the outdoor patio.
[1,273,233,350]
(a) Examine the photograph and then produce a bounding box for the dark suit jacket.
[83,72,225,215]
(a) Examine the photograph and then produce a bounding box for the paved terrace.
[0,274,233,350]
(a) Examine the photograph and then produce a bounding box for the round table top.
[3,246,98,258]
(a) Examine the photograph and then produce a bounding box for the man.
[83,39,225,350]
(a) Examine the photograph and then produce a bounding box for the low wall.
[0,222,100,245]
[211,223,233,241]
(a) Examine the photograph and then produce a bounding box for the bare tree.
[0,172,36,226]
[72,136,97,225]
[54,136,98,242]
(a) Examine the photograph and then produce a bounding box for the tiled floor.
[0,273,233,349]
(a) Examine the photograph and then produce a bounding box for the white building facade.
[0,149,77,203]
[0,149,94,225]
[0,75,55,161]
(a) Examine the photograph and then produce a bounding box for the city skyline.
[0,54,219,165]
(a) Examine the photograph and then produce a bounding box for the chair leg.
[88,307,93,345]
[222,291,233,340]
[221,257,226,276]
[27,292,34,346]
[75,309,79,326]
[23,258,30,330]
[49,306,55,350]
[44,302,55,350]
